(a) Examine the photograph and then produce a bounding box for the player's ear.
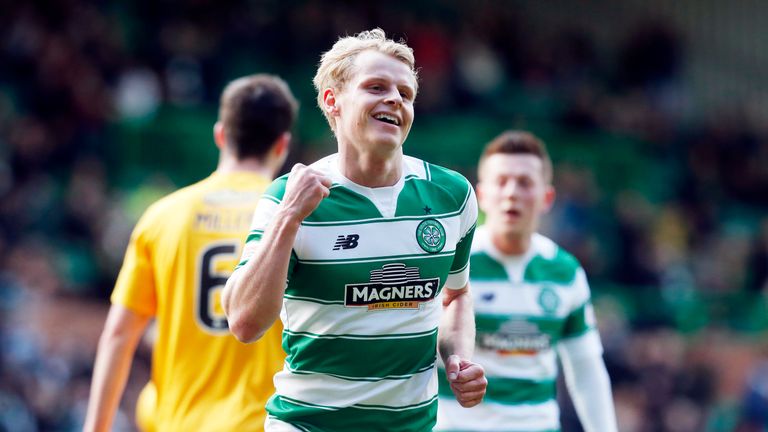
[268,132,291,174]
[475,181,483,201]
[476,181,492,215]
[274,132,291,158]
[542,185,556,213]
[323,88,339,116]
[213,121,226,150]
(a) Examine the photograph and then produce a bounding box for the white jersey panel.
[294,216,462,262]
[476,349,559,381]
[472,280,575,318]
[282,297,441,336]
[274,365,436,408]
[436,399,560,431]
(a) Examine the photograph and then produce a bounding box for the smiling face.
[324,50,416,155]
[478,153,555,244]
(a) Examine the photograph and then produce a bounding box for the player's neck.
[337,146,402,188]
[492,232,532,257]
[216,156,274,178]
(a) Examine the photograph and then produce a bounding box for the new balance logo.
[333,234,360,250]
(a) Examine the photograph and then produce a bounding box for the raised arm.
[223,164,331,343]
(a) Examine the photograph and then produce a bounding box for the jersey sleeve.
[561,268,598,340]
[445,182,478,290]
[234,175,297,276]
[111,209,158,317]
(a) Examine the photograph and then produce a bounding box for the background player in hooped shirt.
[223,28,487,432]
[436,131,618,432]
[84,74,297,432]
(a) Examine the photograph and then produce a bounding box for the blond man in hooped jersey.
[84,74,297,432]
[436,131,618,432]
[224,29,487,431]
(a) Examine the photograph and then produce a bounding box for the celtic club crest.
[538,286,560,315]
[416,219,446,253]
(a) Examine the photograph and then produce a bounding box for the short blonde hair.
[313,28,418,129]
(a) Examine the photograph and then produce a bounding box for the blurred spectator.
[747,219,768,294]
[738,358,768,431]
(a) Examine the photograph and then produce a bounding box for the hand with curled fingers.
[444,354,487,408]
[280,163,333,222]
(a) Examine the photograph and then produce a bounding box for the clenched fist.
[444,354,487,408]
[280,163,333,222]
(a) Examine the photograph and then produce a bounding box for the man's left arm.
[438,284,487,408]
[558,265,619,432]
[558,328,619,432]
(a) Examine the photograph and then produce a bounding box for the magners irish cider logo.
[344,263,440,310]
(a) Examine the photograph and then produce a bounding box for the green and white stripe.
[281,298,441,336]
[238,154,477,431]
[281,328,437,379]
[273,362,437,405]
[436,228,601,432]
[266,393,438,432]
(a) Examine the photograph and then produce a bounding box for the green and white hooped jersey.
[236,154,478,432]
[436,227,602,432]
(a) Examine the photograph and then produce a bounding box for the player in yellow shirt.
[83,74,298,432]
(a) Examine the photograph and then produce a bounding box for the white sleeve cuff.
[444,265,469,290]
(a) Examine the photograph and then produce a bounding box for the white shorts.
[264,416,303,432]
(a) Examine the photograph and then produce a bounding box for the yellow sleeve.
[111,211,157,317]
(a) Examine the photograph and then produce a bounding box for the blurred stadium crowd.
[1,1,768,431]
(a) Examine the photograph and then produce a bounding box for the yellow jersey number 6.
[196,241,240,334]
